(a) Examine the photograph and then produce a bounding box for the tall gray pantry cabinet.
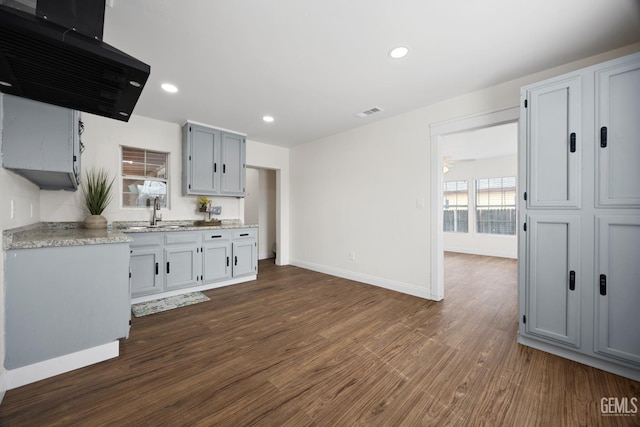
[518,51,640,380]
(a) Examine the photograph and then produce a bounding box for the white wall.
[289,43,640,300]
[40,114,244,223]
[443,155,518,258]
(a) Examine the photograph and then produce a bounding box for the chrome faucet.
[151,197,162,225]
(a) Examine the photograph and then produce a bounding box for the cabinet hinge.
[524,191,527,201]
[523,315,526,324]
[524,99,528,108]
[523,223,527,232]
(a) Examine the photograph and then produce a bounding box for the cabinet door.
[203,241,231,282]
[165,246,200,290]
[525,77,581,209]
[526,215,581,347]
[232,240,257,277]
[130,247,164,297]
[188,124,220,195]
[220,132,246,196]
[595,216,640,365]
[596,57,640,207]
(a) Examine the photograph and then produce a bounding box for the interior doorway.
[245,167,277,261]
[430,107,519,300]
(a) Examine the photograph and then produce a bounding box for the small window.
[122,147,169,208]
[443,180,468,233]
[475,176,516,235]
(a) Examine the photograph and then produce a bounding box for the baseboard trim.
[131,275,257,304]
[518,334,640,381]
[290,259,437,300]
[0,370,7,405]
[6,341,119,390]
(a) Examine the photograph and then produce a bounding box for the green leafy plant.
[82,168,115,215]
[196,196,211,206]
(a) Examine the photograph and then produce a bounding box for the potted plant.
[197,196,210,212]
[82,168,115,229]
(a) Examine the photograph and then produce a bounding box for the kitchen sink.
[124,224,183,231]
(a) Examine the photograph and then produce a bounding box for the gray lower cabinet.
[594,216,640,365]
[164,231,202,290]
[232,228,258,277]
[203,230,232,282]
[5,243,130,370]
[130,233,164,297]
[129,228,257,297]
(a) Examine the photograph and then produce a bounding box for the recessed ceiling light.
[389,46,409,59]
[263,115,275,123]
[161,83,178,93]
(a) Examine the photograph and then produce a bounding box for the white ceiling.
[103,0,640,148]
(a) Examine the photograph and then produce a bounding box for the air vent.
[354,106,384,118]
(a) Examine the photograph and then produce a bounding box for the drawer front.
[129,233,163,247]
[232,228,257,240]
[164,231,202,245]
[203,230,231,242]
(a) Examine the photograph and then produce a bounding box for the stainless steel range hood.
[0,3,150,122]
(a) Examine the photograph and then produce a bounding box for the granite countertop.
[113,219,257,233]
[3,222,132,250]
[3,220,258,250]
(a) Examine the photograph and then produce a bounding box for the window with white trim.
[122,147,169,208]
[475,176,516,235]
[443,180,469,233]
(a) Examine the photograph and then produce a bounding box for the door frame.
[429,106,519,300]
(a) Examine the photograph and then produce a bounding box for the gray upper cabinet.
[182,121,246,197]
[220,132,246,196]
[524,76,581,209]
[1,94,81,191]
[595,57,640,207]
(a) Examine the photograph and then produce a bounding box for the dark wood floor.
[1,253,638,426]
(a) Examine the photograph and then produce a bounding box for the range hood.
[0,2,150,122]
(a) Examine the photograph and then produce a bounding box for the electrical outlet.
[349,251,356,261]
[10,200,15,219]
[416,198,425,208]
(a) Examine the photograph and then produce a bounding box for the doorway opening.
[430,107,519,300]
[245,167,277,261]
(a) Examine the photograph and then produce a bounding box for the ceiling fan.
[442,156,475,174]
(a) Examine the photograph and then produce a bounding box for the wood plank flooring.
[0,253,638,426]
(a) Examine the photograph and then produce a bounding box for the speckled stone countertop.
[113,219,257,233]
[3,220,258,250]
[3,222,133,250]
